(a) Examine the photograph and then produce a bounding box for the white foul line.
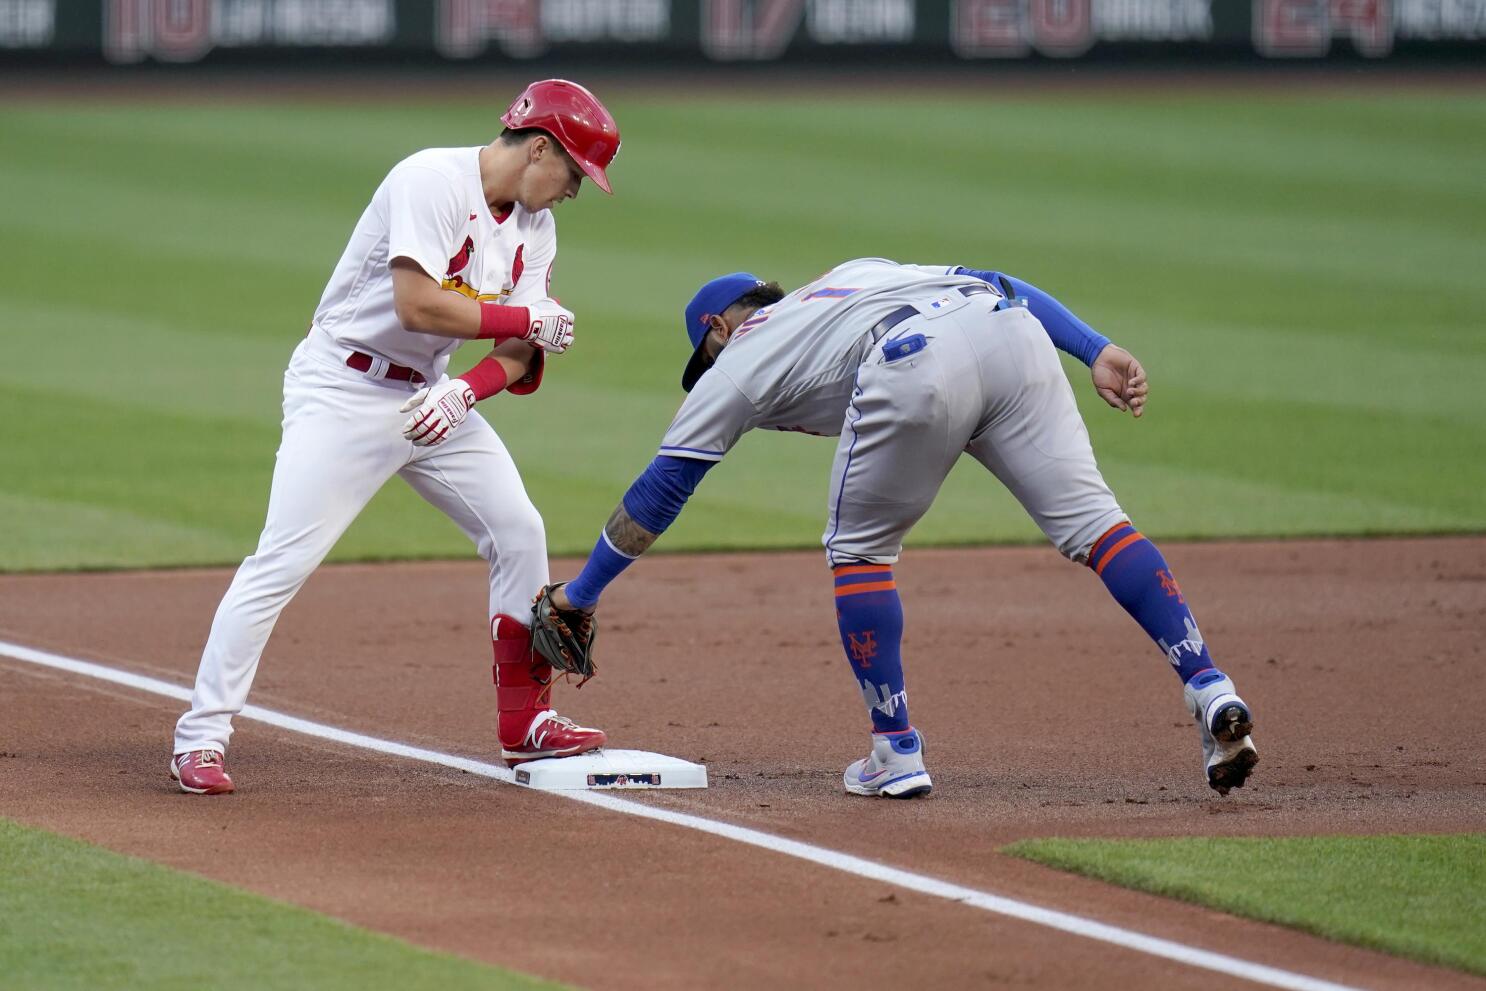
[0,639,1366,991]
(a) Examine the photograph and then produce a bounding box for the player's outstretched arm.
[601,502,664,557]
[554,456,715,613]
[1091,343,1148,417]
[549,504,659,612]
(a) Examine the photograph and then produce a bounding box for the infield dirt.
[2,537,1483,990]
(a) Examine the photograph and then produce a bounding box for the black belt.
[867,283,995,343]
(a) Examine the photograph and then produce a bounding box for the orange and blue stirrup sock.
[833,564,910,734]
[1087,522,1214,684]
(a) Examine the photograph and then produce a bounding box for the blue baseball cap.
[681,272,764,392]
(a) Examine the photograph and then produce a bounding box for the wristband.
[564,532,636,610]
[457,356,509,400]
[478,301,531,341]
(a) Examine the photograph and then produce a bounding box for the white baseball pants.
[174,334,547,755]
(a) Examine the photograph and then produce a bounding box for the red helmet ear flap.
[502,79,620,194]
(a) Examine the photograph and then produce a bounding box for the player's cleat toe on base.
[844,728,933,799]
[170,749,234,795]
[501,711,606,767]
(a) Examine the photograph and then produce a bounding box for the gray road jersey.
[659,258,999,461]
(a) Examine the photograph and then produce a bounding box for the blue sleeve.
[563,456,715,610]
[955,267,1110,367]
[622,455,714,533]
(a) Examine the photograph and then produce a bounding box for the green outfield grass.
[0,817,567,990]
[1005,834,1486,975]
[1,88,1482,570]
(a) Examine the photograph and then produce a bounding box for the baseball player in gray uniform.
[549,258,1258,798]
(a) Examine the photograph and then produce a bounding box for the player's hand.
[399,379,476,447]
[549,583,595,615]
[1091,344,1147,418]
[524,299,575,353]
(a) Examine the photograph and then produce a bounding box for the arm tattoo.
[604,503,660,557]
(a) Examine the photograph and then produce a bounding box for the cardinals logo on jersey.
[441,237,524,303]
[442,235,484,297]
[446,236,475,278]
[509,244,525,289]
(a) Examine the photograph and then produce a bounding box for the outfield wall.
[1,0,1482,66]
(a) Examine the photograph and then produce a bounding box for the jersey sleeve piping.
[387,252,444,283]
[656,445,727,462]
[657,365,759,462]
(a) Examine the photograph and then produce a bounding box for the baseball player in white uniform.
[545,258,1259,798]
[170,80,620,795]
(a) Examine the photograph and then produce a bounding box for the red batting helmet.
[501,79,620,195]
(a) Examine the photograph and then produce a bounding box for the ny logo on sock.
[1156,569,1185,603]
[847,630,878,668]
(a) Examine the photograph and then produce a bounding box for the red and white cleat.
[170,749,235,795]
[501,711,606,767]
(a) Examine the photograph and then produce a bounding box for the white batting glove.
[524,299,575,353]
[399,379,476,447]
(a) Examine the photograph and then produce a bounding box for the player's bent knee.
[242,541,330,585]
[1051,508,1130,564]
[1051,527,1092,562]
[486,504,546,561]
[1056,535,1091,563]
[822,543,899,569]
[1034,505,1123,564]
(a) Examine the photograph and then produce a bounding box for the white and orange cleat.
[501,711,606,767]
[170,749,235,795]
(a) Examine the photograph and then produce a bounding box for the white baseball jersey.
[659,258,990,460]
[311,146,556,381]
[176,146,561,757]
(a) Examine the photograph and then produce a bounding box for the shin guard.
[492,614,553,748]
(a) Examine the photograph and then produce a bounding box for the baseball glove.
[531,582,597,686]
